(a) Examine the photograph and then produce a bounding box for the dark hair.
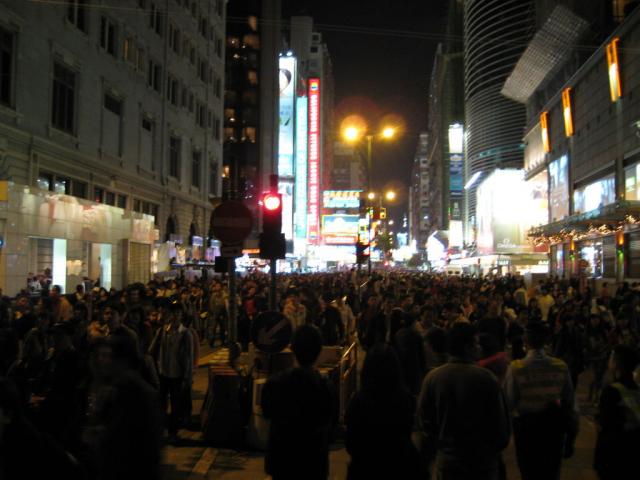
[425,327,447,354]
[478,332,500,358]
[525,321,549,349]
[612,345,639,376]
[361,343,403,393]
[447,322,477,358]
[291,325,323,367]
[109,331,141,370]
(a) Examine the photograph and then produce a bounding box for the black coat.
[261,367,337,480]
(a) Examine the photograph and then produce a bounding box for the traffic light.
[259,192,286,259]
[356,241,369,265]
[380,207,387,220]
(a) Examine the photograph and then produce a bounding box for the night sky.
[283,0,448,223]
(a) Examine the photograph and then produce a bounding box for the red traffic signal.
[263,193,281,211]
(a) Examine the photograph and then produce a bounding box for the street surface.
[162,346,598,480]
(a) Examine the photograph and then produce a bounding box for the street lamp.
[367,192,376,200]
[385,190,396,201]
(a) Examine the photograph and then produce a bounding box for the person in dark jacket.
[261,325,336,480]
[594,345,640,480]
[345,343,423,480]
[318,293,344,345]
[417,322,510,480]
[393,313,427,395]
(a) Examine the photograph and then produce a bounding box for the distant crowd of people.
[0,271,638,480]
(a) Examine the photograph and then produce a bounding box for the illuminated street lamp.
[367,192,376,200]
[389,220,395,226]
[385,190,396,201]
[382,126,396,139]
[343,126,361,142]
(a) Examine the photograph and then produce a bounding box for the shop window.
[117,194,127,209]
[51,62,76,134]
[67,0,88,33]
[99,17,117,57]
[0,26,14,107]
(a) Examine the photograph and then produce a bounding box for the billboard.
[307,78,320,243]
[549,154,569,222]
[322,214,359,245]
[450,154,464,195]
[278,179,294,241]
[278,56,296,177]
[294,96,308,240]
[476,169,547,254]
[323,190,361,209]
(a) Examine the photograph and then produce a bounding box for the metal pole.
[228,258,237,343]
[270,258,277,310]
[367,135,373,276]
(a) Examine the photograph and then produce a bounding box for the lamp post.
[342,123,397,275]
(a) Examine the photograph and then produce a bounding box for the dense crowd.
[0,271,638,479]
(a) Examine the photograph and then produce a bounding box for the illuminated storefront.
[0,181,156,296]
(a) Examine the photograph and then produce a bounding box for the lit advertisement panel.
[278,56,296,177]
[323,190,361,209]
[450,154,464,195]
[476,170,544,254]
[278,179,294,240]
[308,78,320,243]
[294,96,308,240]
[322,214,359,245]
[549,154,569,222]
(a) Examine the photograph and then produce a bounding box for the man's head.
[425,326,447,355]
[50,285,62,300]
[524,321,549,350]
[291,324,323,368]
[447,322,478,359]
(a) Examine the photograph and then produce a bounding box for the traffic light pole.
[270,258,277,310]
[228,258,237,343]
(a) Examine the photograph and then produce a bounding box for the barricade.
[339,342,358,423]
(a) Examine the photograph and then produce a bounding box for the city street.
[162,346,599,480]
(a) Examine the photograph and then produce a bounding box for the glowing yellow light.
[562,88,574,137]
[540,111,550,153]
[606,38,622,102]
[385,190,396,201]
[381,127,395,139]
[343,126,360,142]
[367,192,376,200]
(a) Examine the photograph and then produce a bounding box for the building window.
[181,86,188,108]
[100,17,117,57]
[104,93,121,116]
[0,27,14,107]
[147,59,161,92]
[196,103,207,128]
[224,108,235,122]
[224,127,235,142]
[216,0,223,16]
[215,37,222,57]
[243,34,260,49]
[140,115,154,171]
[209,162,218,195]
[117,194,127,209]
[169,135,181,179]
[51,62,76,134]
[247,70,258,85]
[166,75,178,105]
[228,36,239,48]
[138,0,146,8]
[169,23,181,54]
[215,78,222,98]
[199,17,208,39]
[105,191,116,206]
[72,180,87,198]
[191,150,201,188]
[242,127,256,143]
[133,199,141,212]
[188,92,194,113]
[198,59,208,82]
[94,187,104,203]
[215,118,221,140]
[150,3,163,36]
[67,0,88,32]
[248,15,258,31]
[142,116,152,132]
[103,92,122,155]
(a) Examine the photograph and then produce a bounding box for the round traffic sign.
[250,311,292,354]
[211,201,253,243]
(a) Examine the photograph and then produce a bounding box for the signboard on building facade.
[278,56,296,177]
[322,214,359,245]
[323,190,361,209]
[307,78,321,243]
[294,96,308,241]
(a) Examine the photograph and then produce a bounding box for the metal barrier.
[339,342,358,423]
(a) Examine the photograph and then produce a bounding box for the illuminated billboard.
[476,169,547,254]
[322,214,359,245]
[278,56,296,177]
[307,78,320,243]
[294,96,308,240]
[549,154,569,222]
[323,190,361,209]
[278,179,294,240]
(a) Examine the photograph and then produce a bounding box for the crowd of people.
[0,270,638,479]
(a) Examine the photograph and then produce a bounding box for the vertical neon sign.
[307,78,320,243]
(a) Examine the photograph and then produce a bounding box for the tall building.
[463,0,534,243]
[508,0,640,280]
[0,0,225,295]
[409,133,430,252]
[223,0,281,216]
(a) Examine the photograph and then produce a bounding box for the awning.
[502,5,590,104]
[529,201,640,238]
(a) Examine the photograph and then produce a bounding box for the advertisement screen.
[294,96,308,240]
[308,78,320,243]
[278,56,296,177]
[322,214,359,244]
[549,155,569,222]
[450,154,464,194]
[323,190,361,209]
[573,173,615,214]
[278,179,294,240]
